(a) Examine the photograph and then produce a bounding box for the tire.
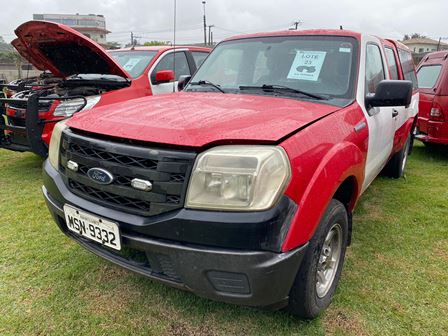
[287,199,349,319]
[384,133,411,179]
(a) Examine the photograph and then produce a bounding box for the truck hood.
[13,20,129,79]
[68,93,341,148]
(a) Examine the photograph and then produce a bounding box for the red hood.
[13,20,129,79]
[68,93,341,148]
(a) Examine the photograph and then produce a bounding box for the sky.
[0,0,447,45]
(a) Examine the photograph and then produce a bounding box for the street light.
[202,1,207,45]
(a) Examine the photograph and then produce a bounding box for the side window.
[191,51,209,68]
[417,65,442,89]
[151,52,190,84]
[398,49,418,88]
[365,44,385,95]
[384,47,399,80]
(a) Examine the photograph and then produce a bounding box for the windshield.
[109,51,158,78]
[187,35,359,106]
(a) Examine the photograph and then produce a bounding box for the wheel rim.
[316,223,343,298]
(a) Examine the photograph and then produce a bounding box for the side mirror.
[155,70,175,84]
[177,75,192,91]
[365,80,413,109]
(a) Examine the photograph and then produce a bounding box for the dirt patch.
[166,320,219,336]
[324,308,369,336]
[432,240,448,262]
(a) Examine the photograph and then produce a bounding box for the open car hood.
[13,20,129,79]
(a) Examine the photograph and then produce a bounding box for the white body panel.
[148,48,189,95]
[357,35,395,192]
[357,35,419,192]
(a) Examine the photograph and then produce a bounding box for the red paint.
[416,51,448,144]
[67,93,341,147]
[13,21,128,78]
[281,103,367,250]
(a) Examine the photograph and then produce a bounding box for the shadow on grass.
[412,142,448,162]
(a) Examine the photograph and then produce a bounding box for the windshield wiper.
[239,84,327,100]
[189,80,225,93]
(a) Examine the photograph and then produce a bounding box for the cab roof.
[223,29,363,42]
[113,46,211,52]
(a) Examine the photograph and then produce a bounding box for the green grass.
[0,143,447,336]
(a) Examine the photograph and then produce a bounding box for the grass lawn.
[0,143,447,336]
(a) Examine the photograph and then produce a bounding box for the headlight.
[53,96,101,117]
[186,146,291,211]
[48,120,68,170]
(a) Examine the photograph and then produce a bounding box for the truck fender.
[282,141,365,252]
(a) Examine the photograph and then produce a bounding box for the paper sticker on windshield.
[287,51,327,81]
[122,58,141,71]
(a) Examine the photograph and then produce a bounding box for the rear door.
[396,47,419,125]
[417,58,444,133]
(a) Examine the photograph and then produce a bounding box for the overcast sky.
[0,0,446,45]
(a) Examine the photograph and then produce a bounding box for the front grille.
[60,129,196,217]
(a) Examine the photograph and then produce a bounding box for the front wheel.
[287,199,349,319]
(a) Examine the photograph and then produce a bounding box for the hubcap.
[316,223,343,298]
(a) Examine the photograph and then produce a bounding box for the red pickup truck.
[42,29,418,318]
[415,51,448,145]
[0,20,210,157]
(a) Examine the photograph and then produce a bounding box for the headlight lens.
[186,146,291,211]
[53,96,101,117]
[48,120,68,170]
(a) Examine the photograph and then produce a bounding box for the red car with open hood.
[0,20,210,157]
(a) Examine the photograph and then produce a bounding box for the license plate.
[63,205,121,251]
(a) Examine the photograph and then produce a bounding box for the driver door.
[150,51,192,95]
[360,40,395,191]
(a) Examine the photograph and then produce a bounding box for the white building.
[32,13,110,45]
[402,37,448,54]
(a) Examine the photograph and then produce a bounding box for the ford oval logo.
[87,168,114,185]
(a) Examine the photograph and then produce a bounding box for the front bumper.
[43,160,307,308]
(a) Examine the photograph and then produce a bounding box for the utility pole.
[208,25,214,46]
[202,1,207,45]
[290,20,302,30]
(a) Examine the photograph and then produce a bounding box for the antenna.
[172,0,177,92]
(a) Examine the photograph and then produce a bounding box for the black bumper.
[43,160,307,308]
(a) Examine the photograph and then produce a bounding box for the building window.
[419,48,424,53]
[100,34,104,38]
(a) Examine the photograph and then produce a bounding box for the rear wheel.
[287,199,348,319]
[384,133,411,179]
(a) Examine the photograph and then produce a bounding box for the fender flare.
[282,141,365,251]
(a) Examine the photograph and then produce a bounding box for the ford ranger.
[42,29,418,318]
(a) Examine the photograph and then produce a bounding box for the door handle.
[392,109,399,118]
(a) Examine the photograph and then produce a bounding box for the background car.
[0,20,210,157]
[415,51,448,146]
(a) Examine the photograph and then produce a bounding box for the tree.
[403,33,428,41]
[143,40,169,46]
[104,41,121,50]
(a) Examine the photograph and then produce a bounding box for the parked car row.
[0,20,210,156]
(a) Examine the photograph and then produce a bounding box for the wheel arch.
[282,141,365,251]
